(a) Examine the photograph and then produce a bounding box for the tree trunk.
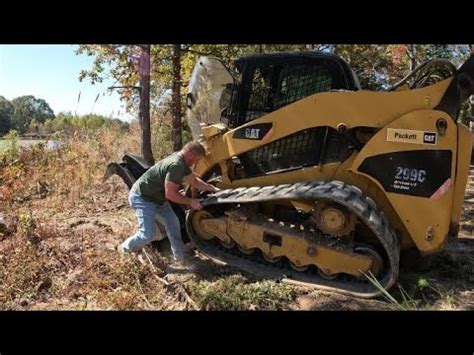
[171,44,183,151]
[407,44,417,71]
[139,44,154,165]
[470,45,474,131]
[470,95,474,132]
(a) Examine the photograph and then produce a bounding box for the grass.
[186,274,297,310]
[2,116,297,310]
[0,117,178,310]
[0,214,172,310]
[363,270,461,310]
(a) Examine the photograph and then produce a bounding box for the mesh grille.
[246,128,325,173]
[245,63,332,123]
[245,67,273,122]
[275,64,332,108]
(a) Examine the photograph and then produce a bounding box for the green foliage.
[75,44,474,146]
[77,44,473,112]
[186,274,296,310]
[422,45,471,66]
[10,95,55,134]
[0,96,14,135]
[36,112,129,135]
[333,45,402,90]
[28,119,39,134]
[76,45,319,117]
[332,44,472,90]
[459,100,473,126]
[0,129,20,162]
[182,122,193,145]
[150,115,173,159]
[364,269,459,310]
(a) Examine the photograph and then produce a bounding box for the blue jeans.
[121,191,188,260]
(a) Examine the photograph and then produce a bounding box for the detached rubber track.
[186,180,400,298]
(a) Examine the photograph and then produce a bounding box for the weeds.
[0,129,20,163]
[186,274,296,310]
[364,271,460,310]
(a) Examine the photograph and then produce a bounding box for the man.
[119,141,219,265]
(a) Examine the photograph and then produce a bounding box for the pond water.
[0,139,63,151]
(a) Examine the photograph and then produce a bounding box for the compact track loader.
[106,51,474,298]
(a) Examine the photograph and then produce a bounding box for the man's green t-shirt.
[131,152,192,204]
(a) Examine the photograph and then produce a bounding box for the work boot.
[171,254,198,272]
[184,242,196,253]
[117,244,135,258]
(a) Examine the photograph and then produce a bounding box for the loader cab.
[226,51,361,128]
[185,51,361,139]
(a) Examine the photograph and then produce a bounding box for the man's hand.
[185,174,222,195]
[190,198,203,210]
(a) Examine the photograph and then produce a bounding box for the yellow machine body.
[194,78,472,256]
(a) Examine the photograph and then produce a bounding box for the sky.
[0,45,134,122]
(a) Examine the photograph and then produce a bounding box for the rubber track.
[186,180,400,298]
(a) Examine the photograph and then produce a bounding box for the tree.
[28,119,39,134]
[0,96,14,135]
[405,44,418,71]
[10,95,55,134]
[138,44,154,165]
[171,44,182,151]
[76,44,474,150]
[470,45,474,130]
[333,45,403,90]
[335,45,472,90]
[77,44,170,158]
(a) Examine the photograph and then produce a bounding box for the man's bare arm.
[185,174,220,193]
[165,180,202,210]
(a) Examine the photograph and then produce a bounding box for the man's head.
[181,141,206,166]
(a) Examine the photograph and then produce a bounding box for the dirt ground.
[2,165,474,310]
